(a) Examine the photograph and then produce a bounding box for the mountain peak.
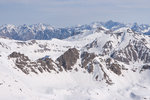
[0,20,150,41]
[1,20,150,100]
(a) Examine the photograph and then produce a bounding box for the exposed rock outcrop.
[9,52,36,74]
[140,65,150,72]
[142,65,150,70]
[8,52,58,74]
[37,57,62,73]
[85,40,98,50]
[81,52,96,73]
[111,40,150,64]
[105,58,122,75]
[56,48,79,70]
[92,60,113,84]
[102,41,113,55]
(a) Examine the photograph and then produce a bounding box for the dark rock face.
[106,58,122,75]
[81,52,96,73]
[9,52,36,74]
[111,41,150,64]
[114,32,123,39]
[111,51,129,64]
[109,63,121,75]
[34,44,51,53]
[8,52,58,74]
[95,27,105,33]
[142,65,150,70]
[86,63,94,73]
[37,57,61,73]
[9,48,79,74]
[103,41,113,50]
[102,41,113,55]
[93,60,113,85]
[85,40,113,56]
[56,48,79,70]
[9,52,30,61]
[140,65,150,72]
[85,40,98,50]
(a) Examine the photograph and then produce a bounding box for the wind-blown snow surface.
[0,27,150,100]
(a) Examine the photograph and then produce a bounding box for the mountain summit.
[0,20,150,41]
[0,21,150,100]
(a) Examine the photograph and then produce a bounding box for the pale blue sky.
[0,0,150,27]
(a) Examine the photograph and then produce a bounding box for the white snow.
[0,27,150,100]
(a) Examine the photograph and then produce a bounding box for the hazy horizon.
[0,0,150,27]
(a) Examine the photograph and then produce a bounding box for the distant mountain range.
[0,20,150,41]
[1,20,150,100]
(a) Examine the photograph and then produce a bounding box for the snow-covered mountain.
[0,20,150,41]
[91,20,150,34]
[0,23,92,41]
[1,22,150,100]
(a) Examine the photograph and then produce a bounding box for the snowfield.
[0,25,150,100]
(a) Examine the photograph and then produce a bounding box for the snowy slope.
[0,26,150,100]
[0,20,150,41]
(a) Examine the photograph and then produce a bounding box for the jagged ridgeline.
[0,20,150,40]
[4,25,150,84]
[1,21,150,100]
